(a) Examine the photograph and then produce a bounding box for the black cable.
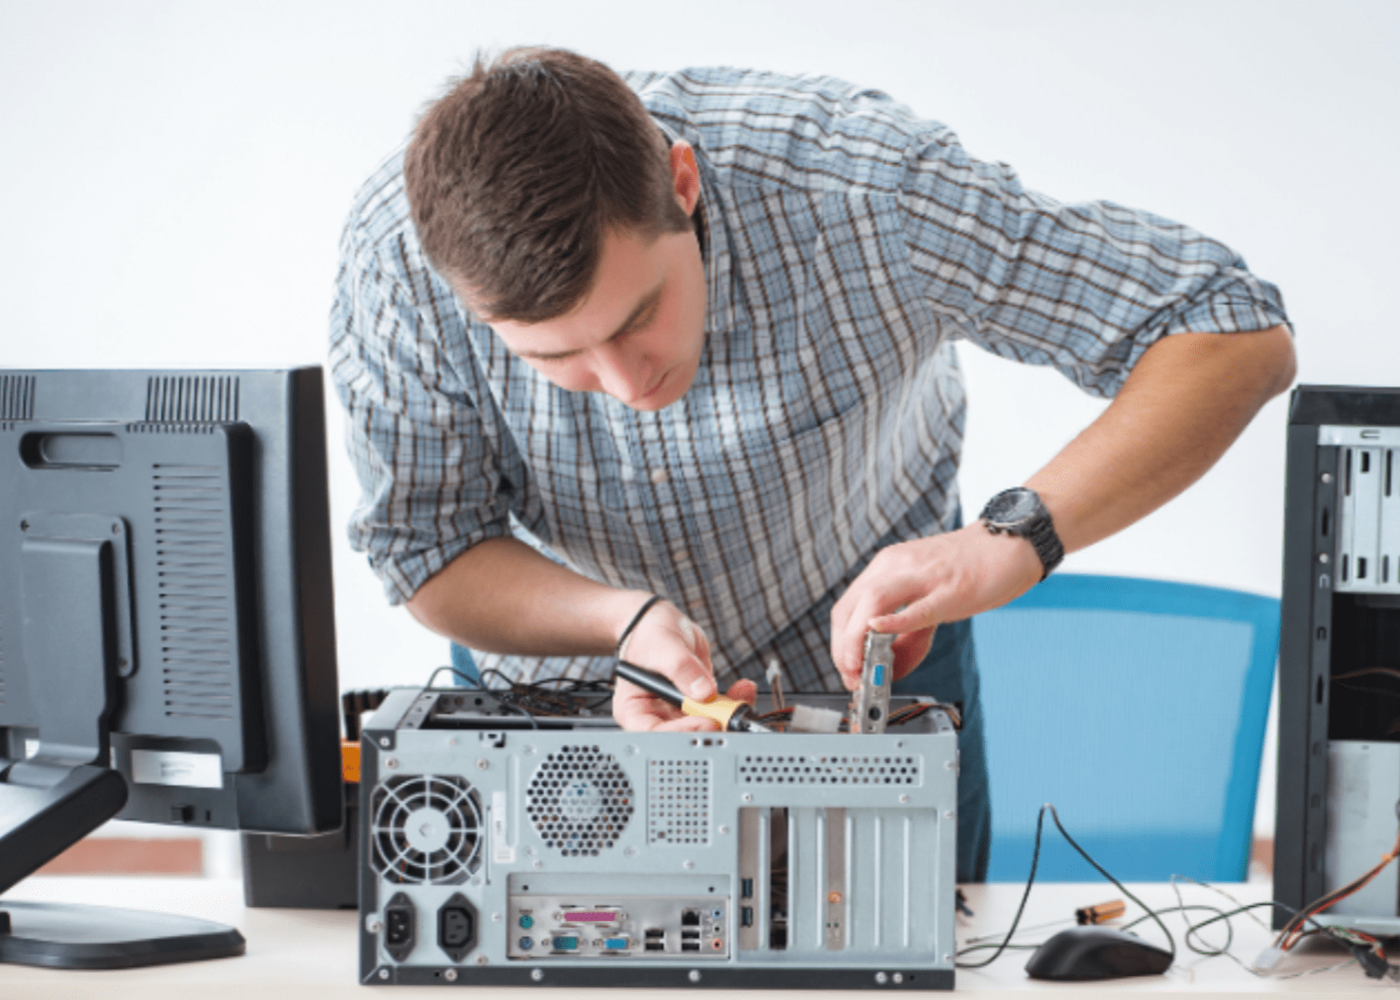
[961,902,1234,959]
[956,803,1176,968]
[955,805,1049,968]
[1044,805,1177,962]
[423,665,540,729]
[426,664,476,689]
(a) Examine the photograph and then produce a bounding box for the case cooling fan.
[370,774,483,884]
[526,744,635,857]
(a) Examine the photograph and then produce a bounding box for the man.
[329,48,1295,882]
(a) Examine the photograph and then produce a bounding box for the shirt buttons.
[650,468,669,485]
[672,549,691,565]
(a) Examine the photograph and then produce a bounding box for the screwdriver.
[614,661,772,733]
[963,899,1125,944]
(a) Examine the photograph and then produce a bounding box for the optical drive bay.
[358,688,958,989]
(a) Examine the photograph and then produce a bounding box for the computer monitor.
[0,366,343,968]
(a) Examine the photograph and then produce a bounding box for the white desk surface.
[0,877,1390,999]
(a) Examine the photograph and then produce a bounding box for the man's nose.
[594,344,652,405]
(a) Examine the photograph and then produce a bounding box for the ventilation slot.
[145,375,240,423]
[370,774,482,884]
[738,754,923,785]
[153,464,236,719]
[648,759,712,845]
[526,745,634,856]
[0,375,35,421]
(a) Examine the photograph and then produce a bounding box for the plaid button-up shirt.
[329,66,1288,691]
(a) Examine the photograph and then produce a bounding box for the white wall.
[4,1,1398,844]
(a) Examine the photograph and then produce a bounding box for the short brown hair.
[404,48,692,323]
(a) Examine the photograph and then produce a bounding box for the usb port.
[682,940,701,951]
[645,928,665,938]
[741,906,753,928]
[645,940,665,952]
[741,878,753,899]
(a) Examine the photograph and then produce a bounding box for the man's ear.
[669,141,701,217]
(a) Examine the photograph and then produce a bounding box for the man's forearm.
[405,536,651,657]
[833,324,1295,683]
[1025,325,1296,552]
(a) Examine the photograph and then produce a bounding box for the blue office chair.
[971,573,1280,882]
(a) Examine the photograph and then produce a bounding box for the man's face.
[483,224,707,411]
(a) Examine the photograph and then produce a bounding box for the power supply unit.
[357,687,959,989]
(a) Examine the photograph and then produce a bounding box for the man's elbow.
[1256,324,1298,400]
[405,572,454,638]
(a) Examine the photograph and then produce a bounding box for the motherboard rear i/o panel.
[358,688,958,989]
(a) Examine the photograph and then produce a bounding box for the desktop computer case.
[1276,386,1400,932]
[357,688,958,989]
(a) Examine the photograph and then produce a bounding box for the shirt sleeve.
[329,231,517,606]
[894,126,1291,397]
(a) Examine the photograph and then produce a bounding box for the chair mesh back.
[972,575,1277,882]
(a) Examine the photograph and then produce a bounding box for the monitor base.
[0,900,245,969]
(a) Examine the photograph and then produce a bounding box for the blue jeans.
[452,620,991,883]
[892,614,991,883]
[450,642,480,685]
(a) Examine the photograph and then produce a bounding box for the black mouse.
[1024,926,1173,981]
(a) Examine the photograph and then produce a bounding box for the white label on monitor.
[130,750,224,789]
[25,739,39,759]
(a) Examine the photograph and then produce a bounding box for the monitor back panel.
[358,689,957,989]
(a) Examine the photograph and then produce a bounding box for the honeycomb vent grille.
[153,463,236,719]
[526,745,634,856]
[145,375,239,423]
[738,754,922,785]
[370,774,482,884]
[648,759,712,846]
[0,375,35,421]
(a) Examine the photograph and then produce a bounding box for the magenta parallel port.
[561,910,620,924]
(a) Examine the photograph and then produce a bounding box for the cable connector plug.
[1251,945,1285,973]
[788,704,843,734]
[1350,943,1393,980]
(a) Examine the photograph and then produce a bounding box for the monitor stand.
[0,759,247,970]
[0,530,246,969]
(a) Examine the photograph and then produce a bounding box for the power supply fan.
[370,774,483,884]
[526,744,635,857]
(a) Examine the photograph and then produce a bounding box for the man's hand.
[830,525,1042,689]
[611,597,759,731]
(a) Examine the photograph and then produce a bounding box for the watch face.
[985,488,1040,525]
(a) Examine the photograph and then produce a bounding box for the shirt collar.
[655,118,739,346]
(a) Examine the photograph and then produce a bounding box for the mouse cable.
[955,803,1176,970]
[963,877,1368,982]
[959,903,1228,960]
[1140,883,1372,981]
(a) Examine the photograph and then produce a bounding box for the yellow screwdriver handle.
[681,696,745,730]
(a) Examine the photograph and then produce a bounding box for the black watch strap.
[978,488,1065,581]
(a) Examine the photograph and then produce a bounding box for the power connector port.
[438,893,477,963]
[383,892,415,963]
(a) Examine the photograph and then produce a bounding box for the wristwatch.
[978,487,1064,581]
